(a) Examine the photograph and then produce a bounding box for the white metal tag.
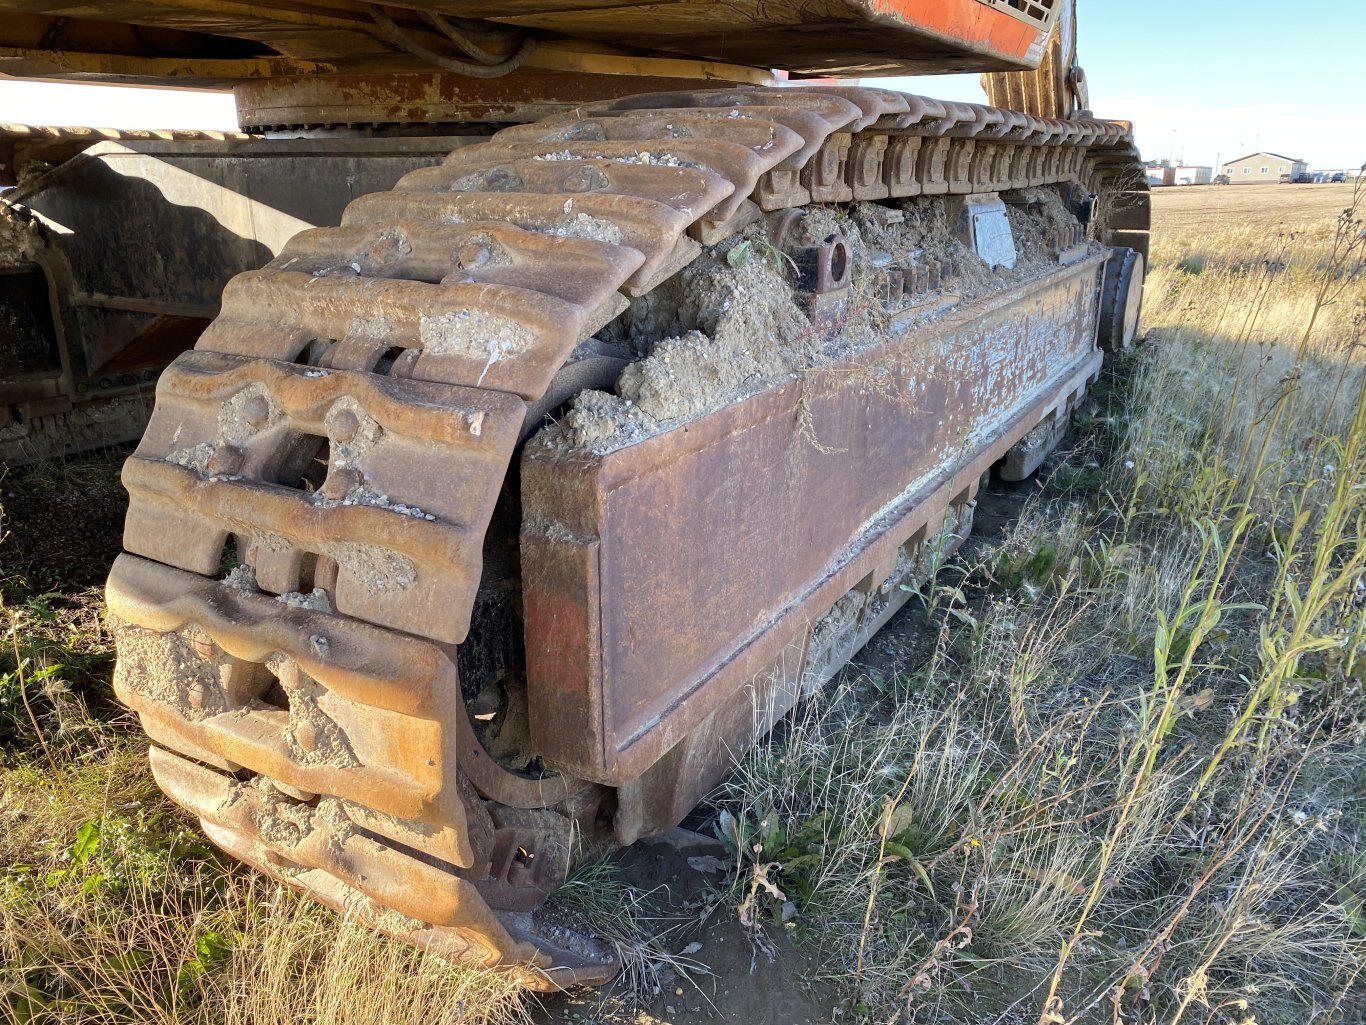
[968,199,1018,270]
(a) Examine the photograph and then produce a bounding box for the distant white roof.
[1224,151,1305,164]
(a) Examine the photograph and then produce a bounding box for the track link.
[107,85,1146,988]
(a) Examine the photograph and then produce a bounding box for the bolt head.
[320,466,360,501]
[240,394,271,428]
[294,721,318,752]
[456,242,491,270]
[206,445,244,476]
[329,409,361,444]
[369,231,411,263]
[563,167,600,193]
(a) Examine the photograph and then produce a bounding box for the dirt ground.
[0,446,132,597]
[1148,180,1356,238]
[540,834,842,1025]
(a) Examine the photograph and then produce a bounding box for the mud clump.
[313,795,362,858]
[538,240,813,453]
[222,564,259,592]
[323,540,416,597]
[681,249,809,353]
[536,189,1085,457]
[418,308,535,383]
[616,328,788,422]
[111,618,230,722]
[222,779,359,865]
[550,388,652,450]
[275,588,333,613]
[603,274,687,355]
[243,777,315,848]
[849,197,994,297]
[263,657,361,770]
[545,210,623,246]
[1006,186,1082,271]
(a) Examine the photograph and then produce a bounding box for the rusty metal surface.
[521,256,1106,785]
[981,0,1077,120]
[0,0,1060,92]
[0,134,475,466]
[109,553,475,844]
[234,72,760,130]
[121,351,524,642]
[95,83,1148,983]
[443,0,1057,78]
[613,493,992,843]
[145,746,616,989]
[0,124,247,188]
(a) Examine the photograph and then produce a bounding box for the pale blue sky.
[879,0,1366,172]
[1079,0,1364,171]
[0,1,1362,170]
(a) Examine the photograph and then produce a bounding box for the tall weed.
[716,177,1366,1023]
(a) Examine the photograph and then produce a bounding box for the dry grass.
[3,177,1364,1025]
[1148,182,1358,263]
[0,593,531,1025]
[711,178,1366,1023]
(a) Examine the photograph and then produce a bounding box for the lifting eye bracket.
[790,234,852,295]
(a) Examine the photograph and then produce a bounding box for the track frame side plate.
[522,253,1106,784]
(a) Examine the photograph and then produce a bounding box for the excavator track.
[106,84,1146,988]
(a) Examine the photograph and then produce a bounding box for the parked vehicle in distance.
[1281,172,1313,184]
[1329,171,1346,183]
[1213,173,1231,185]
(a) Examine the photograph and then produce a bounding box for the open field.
[3,178,1364,1025]
[1149,182,1359,264]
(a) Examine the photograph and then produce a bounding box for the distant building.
[1221,151,1308,183]
[1175,165,1213,185]
[1144,165,1175,187]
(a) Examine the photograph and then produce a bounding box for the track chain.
[0,123,247,186]
[107,84,1145,987]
